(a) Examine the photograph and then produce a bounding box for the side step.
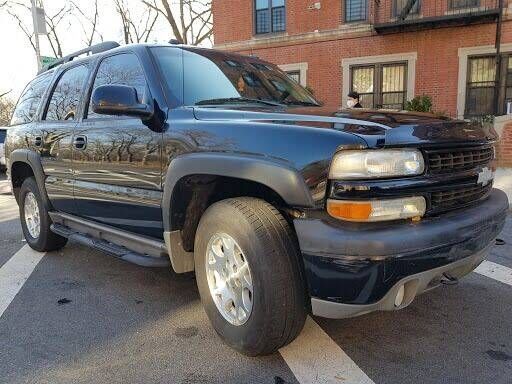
[49,213,170,268]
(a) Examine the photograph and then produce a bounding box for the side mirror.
[91,84,154,119]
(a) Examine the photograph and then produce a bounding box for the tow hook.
[440,273,459,286]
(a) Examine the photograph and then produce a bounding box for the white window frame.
[457,44,512,119]
[342,52,417,109]
[278,62,308,87]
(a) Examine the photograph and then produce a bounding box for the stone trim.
[214,24,373,51]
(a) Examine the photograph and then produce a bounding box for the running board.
[49,212,170,268]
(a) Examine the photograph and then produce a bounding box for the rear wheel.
[194,197,307,356]
[19,177,67,252]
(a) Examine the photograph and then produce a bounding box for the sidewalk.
[495,168,512,207]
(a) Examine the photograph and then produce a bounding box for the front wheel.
[19,177,67,252]
[194,197,307,356]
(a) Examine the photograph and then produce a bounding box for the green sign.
[40,56,58,68]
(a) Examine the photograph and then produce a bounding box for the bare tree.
[1,1,72,58]
[142,0,212,45]
[115,0,159,44]
[0,96,15,126]
[71,0,102,47]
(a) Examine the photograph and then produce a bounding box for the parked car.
[0,127,6,172]
[5,42,508,356]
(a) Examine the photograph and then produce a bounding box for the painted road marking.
[475,260,512,286]
[279,317,375,384]
[0,245,45,318]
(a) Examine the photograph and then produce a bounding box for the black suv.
[6,42,508,356]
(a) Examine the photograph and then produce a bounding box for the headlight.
[327,196,426,222]
[329,149,425,179]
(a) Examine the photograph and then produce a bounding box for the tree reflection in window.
[45,65,89,121]
[87,53,147,119]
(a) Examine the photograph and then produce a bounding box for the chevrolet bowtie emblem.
[477,167,494,187]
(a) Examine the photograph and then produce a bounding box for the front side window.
[350,62,407,109]
[345,0,367,22]
[10,72,52,126]
[255,0,286,34]
[152,47,320,107]
[45,65,89,121]
[87,53,147,119]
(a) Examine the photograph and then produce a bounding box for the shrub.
[405,95,433,113]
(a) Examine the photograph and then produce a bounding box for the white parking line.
[475,260,512,286]
[0,245,45,318]
[279,317,375,384]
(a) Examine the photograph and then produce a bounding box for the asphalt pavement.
[0,172,511,384]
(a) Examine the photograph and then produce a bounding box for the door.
[39,64,90,214]
[73,52,163,239]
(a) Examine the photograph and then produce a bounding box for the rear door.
[72,52,163,239]
[39,64,90,214]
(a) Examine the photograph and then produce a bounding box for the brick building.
[212,0,512,119]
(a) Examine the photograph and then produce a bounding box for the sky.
[0,0,206,99]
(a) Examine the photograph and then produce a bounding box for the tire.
[194,197,307,356]
[19,177,67,252]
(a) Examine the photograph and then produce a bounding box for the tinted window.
[0,130,6,143]
[45,65,89,121]
[10,73,52,126]
[153,47,319,107]
[87,53,147,119]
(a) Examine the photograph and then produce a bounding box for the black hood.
[193,106,498,148]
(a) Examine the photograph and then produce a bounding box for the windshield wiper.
[282,100,320,107]
[195,97,283,107]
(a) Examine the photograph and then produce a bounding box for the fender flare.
[161,153,314,273]
[162,152,314,232]
[9,149,52,210]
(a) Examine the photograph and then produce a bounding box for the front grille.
[430,183,492,213]
[425,146,494,173]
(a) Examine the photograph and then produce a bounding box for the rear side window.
[10,73,52,126]
[0,130,6,143]
[87,53,147,119]
[45,65,89,121]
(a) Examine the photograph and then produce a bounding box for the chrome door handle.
[73,136,87,150]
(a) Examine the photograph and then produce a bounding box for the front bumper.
[294,188,508,318]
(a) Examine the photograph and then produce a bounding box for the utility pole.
[494,0,504,116]
[31,0,42,71]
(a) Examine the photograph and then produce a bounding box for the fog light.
[327,196,426,222]
[394,285,405,307]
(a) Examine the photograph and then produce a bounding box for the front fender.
[161,152,315,232]
[160,152,315,273]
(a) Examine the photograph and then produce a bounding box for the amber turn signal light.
[327,197,426,222]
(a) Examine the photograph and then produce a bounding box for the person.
[347,91,363,108]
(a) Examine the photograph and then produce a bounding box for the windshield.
[152,47,321,107]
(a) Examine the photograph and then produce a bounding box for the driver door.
[73,52,163,239]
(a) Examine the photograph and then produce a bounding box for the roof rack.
[38,41,120,74]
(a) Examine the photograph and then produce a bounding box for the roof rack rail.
[38,41,120,74]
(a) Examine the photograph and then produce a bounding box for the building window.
[255,0,285,34]
[465,54,512,117]
[465,56,496,116]
[286,70,301,84]
[393,0,420,17]
[279,62,308,87]
[449,0,479,10]
[350,62,407,109]
[345,0,367,22]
